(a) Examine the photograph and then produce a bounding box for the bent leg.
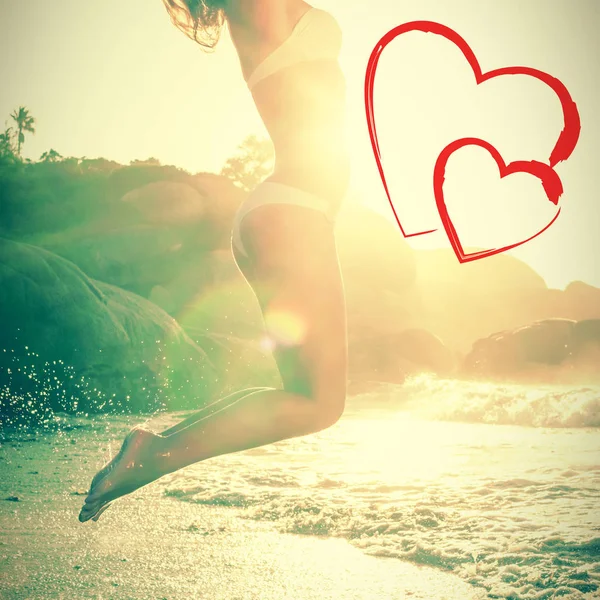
[80,203,347,518]
[158,387,274,437]
[144,203,346,473]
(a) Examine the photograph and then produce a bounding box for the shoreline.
[2,497,484,600]
[0,424,484,600]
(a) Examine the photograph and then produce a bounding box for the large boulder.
[192,172,247,227]
[151,249,266,340]
[336,203,418,340]
[24,170,246,310]
[392,328,456,375]
[121,180,207,225]
[563,282,600,320]
[349,328,455,384]
[567,319,600,375]
[0,238,221,423]
[40,222,217,298]
[529,282,600,322]
[461,318,600,381]
[572,319,600,351]
[414,249,548,352]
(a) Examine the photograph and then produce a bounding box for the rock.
[121,181,207,226]
[513,318,575,365]
[192,172,247,226]
[564,283,600,320]
[530,282,600,322]
[0,238,219,421]
[463,318,578,377]
[107,163,189,198]
[572,319,600,350]
[336,203,417,294]
[43,224,194,296]
[391,328,456,375]
[567,319,600,376]
[349,328,454,384]
[336,203,418,341]
[415,249,548,352]
[23,169,245,308]
[151,249,265,338]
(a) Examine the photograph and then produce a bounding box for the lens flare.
[260,336,277,352]
[264,309,307,347]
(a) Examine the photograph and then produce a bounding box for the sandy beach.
[2,378,600,599]
[0,412,483,600]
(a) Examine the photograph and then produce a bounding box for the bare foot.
[78,427,162,522]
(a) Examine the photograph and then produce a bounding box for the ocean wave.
[165,473,600,599]
[350,376,600,428]
[161,403,600,599]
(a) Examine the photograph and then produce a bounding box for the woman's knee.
[312,387,346,431]
[284,378,345,432]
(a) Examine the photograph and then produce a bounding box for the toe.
[78,506,93,522]
[79,500,108,523]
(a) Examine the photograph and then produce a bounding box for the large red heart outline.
[364,20,581,259]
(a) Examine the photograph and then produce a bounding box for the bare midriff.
[250,59,351,207]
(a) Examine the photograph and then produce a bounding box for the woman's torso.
[227,2,350,204]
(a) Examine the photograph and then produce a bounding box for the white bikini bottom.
[231,181,336,258]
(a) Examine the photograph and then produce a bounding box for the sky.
[1,0,599,290]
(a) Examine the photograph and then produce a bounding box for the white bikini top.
[245,8,342,90]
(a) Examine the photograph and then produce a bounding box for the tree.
[130,157,162,166]
[0,127,15,159]
[39,148,63,163]
[220,134,274,192]
[10,106,36,157]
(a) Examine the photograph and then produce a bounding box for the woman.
[79,0,350,522]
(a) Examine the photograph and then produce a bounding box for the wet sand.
[0,421,483,600]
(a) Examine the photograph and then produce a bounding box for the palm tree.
[10,106,36,156]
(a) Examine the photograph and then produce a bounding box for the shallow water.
[2,376,600,599]
[161,378,600,599]
[0,412,482,600]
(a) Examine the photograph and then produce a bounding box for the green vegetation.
[0,107,272,238]
[0,106,280,424]
[220,134,275,191]
[10,106,36,157]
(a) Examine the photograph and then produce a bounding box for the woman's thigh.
[234,202,347,408]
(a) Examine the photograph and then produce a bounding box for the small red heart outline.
[364,20,581,256]
[434,137,563,263]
